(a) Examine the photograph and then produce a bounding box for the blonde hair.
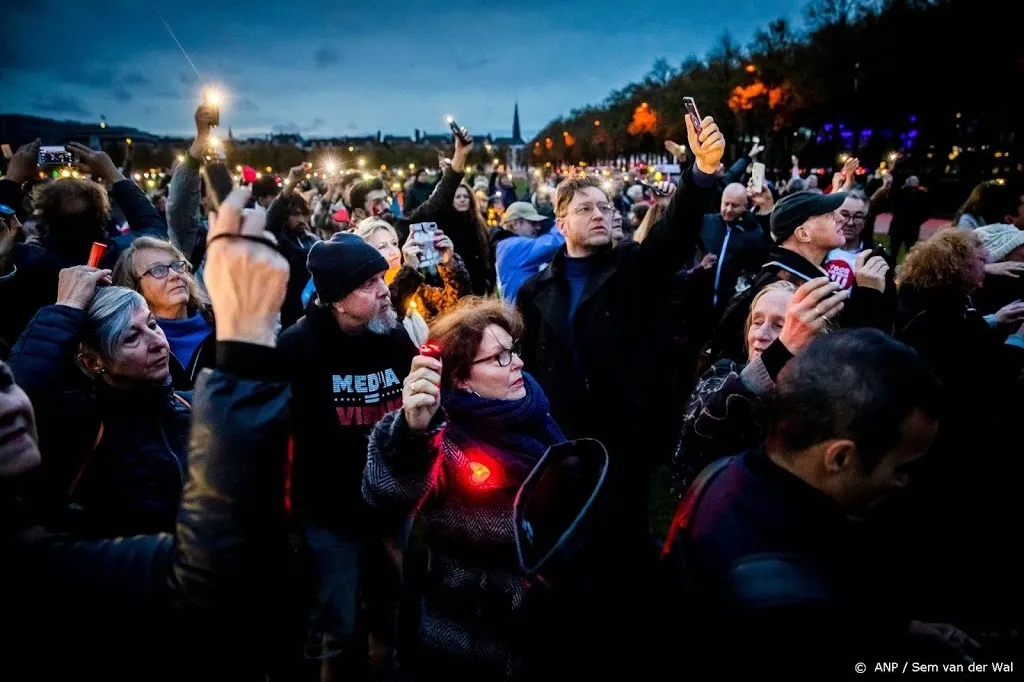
[355,217,398,244]
[554,174,606,218]
[743,281,798,341]
[112,236,210,315]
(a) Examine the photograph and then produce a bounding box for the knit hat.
[974,223,1024,262]
[770,190,847,243]
[306,232,388,304]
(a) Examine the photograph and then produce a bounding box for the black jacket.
[698,210,772,311]
[666,451,910,678]
[7,305,192,537]
[2,343,295,680]
[515,165,711,544]
[278,305,416,535]
[706,244,898,366]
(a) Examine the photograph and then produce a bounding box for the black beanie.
[306,232,389,304]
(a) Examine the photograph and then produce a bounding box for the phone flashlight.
[446,117,470,145]
[205,88,222,127]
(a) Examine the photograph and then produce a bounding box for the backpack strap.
[661,456,734,558]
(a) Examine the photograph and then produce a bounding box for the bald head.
[721,183,748,222]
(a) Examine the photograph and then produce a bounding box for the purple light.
[908,130,918,139]
[840,131,853,139]
[816,135,823,143]
[860,129,873,136]
[823,123,834,132]
[909,115,917,123]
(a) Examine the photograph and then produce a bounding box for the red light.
[419,343,442,360]
[468,461,491,485]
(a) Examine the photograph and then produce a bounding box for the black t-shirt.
[279,306,416,535]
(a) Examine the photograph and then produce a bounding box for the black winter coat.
[7,305,191,537]
[515,165,711,546]
[2,343,295,680]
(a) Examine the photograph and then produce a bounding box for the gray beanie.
[975,224,1024,262]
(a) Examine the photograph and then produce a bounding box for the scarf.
[441,372,565,480]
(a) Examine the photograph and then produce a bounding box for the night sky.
[1,0,802,139]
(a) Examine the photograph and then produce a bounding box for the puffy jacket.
[7,305,192,536]
[2,343,295,680]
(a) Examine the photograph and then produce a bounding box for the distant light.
[358,158,366,167]
[266,166,272,173]
[348,146,354,152]
[409,163,415,170]
[133,173,141,181]
[177,155,185,163]
[125,138,132,145]
[99,121,106,129]
[255,172,262,179]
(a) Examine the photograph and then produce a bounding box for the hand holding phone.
[38,145,74,166]
[204,89,222,127]
[446,117,471,145]
[201,163,235,211]
[751,162,766,195]
[683,97,702,135]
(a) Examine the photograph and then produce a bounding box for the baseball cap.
[501,202,546,226]
[770,191,847,243]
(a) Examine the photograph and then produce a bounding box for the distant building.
[491,103,526,170]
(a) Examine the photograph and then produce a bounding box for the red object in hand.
[468,461,491,485]
[87,242,107,268]
[419,343,442,360]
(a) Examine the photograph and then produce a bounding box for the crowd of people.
[1,99,1022,681]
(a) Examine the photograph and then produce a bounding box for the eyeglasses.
[471,340,522,368]
[142,260,189,279]
[570,203,615,217]
[838,210,867,222]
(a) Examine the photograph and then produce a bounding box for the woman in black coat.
[3,188,297,680]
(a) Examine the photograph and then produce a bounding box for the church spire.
[512,102,523,145]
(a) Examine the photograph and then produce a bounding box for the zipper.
[159,410,186,485]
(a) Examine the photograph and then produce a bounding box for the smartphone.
[751,162,766,194]
[410,222,441,269]
[638,181,669,198]
[682,97,702,135]
[201,162,235,211]
[204,89,221,127]
[38,145,74,166]
[446,117,470,145]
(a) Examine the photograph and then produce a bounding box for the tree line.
[526,0,1022,194]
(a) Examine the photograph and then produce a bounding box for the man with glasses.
[705,190,896,365]
[515,115,723,602]
[823,190,882,290]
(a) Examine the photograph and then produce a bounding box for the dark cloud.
[455,57,494,72]
[313,46,341,69]
[272,122,302,135]
[31,94,89,117]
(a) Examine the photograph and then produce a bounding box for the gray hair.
[83,286,149,361]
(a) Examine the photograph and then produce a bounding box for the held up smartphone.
[446,117,470,145]
[638,181,669,198]
[682,97,702,135]
[201,162,235,211]
[410,222,442,269]
[751,162,766,195]
[38,145,74,166]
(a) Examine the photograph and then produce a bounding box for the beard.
[366,304,399,335]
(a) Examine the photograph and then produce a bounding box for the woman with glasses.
[113,236,214,389]
[364,297,566,680]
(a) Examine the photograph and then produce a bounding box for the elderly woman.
[889,228,1024,632]
[3,185,296,679]
[355,217,472,326]
[113,236,215,389]
[7,268,190,537]
[364,297,566,680]
[670,278,845,497]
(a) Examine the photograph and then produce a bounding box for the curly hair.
[895,227,983,294]
[32,178,110,247]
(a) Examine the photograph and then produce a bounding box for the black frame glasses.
[142,260,189,279]
[471,340,522,368]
